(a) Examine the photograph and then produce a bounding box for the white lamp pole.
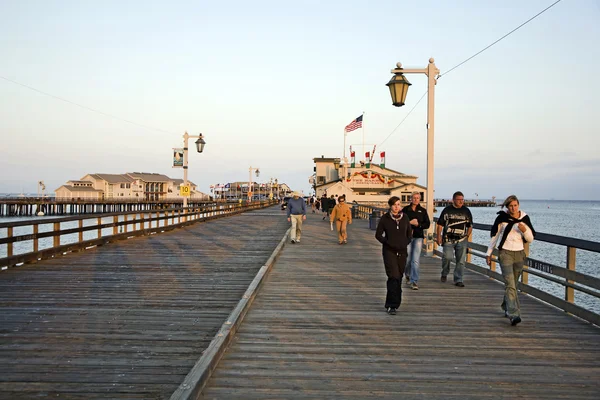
[388,58,439,256]
[182,131,206,209]
[248,166,260,201]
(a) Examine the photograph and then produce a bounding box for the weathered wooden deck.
[0,207,289,399]
[201,212,600,399]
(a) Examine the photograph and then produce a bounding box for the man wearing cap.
[287,192,307,243]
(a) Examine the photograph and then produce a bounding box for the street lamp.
[248,166,260,201]
[387,58,439,256]
[182,131,206,209]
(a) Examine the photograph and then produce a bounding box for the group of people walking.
[286,190,535,326]
[376,191,535,326]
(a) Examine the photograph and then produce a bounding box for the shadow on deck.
[201,211,600,399]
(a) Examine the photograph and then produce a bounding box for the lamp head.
[195,134,206,153]
[386,73,412,107]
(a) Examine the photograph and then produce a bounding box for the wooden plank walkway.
[202,212,600,399]
[0,207,289,399]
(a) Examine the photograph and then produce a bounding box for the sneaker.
[296,239,300,243]
[503,310,509,318]
[291,239,296,244]
[455,282,465,287]
[440,276,447,283]
[510,316,522,326]
[339,242,343,245]
[343,240,347,244]
[387,307,397,315]
[411,282,419,290]
[405,276,410,284]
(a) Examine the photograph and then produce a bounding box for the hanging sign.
[173,148,184,168]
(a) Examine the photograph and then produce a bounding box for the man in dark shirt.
[435,191,473,287]
[402,192,431,290]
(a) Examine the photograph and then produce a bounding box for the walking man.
[402,192,430,290]
[435,191,473,287]
[287,192,307,243]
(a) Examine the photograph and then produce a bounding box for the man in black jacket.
[402,192,430,290]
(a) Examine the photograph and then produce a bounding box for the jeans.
[405,238,423,283]
[442,240,467,283]
[499,249,525,318]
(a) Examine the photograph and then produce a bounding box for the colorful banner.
[365,152,371,168]
[380,151,386,168]
[173,148,184,168]
[350,151,356,168]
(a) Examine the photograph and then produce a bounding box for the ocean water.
[435,200,600,314]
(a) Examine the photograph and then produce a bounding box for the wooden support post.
[522,242,530,285]
[566,246,576,303]
[124,214,128,233]
[33,224,38,253]
[113,215,118,235]
[7,227,13,257]
[466,231,473,263]
[78,220,83,243]
[53,222,60,248]
[97,217,102,239]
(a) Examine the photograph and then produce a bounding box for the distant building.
[312,156,427,206]
[210,181,292,200]
[54,172,210,201]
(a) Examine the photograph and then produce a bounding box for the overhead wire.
[378,0,563,147]
[0,75,173,135]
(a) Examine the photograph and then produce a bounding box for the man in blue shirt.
[287,192,307,243]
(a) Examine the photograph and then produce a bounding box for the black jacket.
[375,211,412,253]
[401,204,431,239]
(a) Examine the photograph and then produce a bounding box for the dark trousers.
[382,249,407,308]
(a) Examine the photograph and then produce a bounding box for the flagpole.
[343,130,346,160]
[361,111,365,164]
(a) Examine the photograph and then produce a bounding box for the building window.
[317,176,325,184]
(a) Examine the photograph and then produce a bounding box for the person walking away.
[287,192,307,243]
[321,194,328,220]
[402,192,430,290]
[486,195,535,326]
[329,195,352,244]
[310,196,316,213]
[435,191,473,287]
[376,196,413,315]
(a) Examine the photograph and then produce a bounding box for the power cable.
[378,0,563,146]
[440,0,562,78]
[379,90,427,147]
[0,75,173,134]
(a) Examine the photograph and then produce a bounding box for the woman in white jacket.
[486,195,535,326]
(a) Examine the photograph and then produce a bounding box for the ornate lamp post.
[182,132,206,208]
[387,58,439,256]
[248,166,260,201]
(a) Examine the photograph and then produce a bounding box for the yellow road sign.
[180,184,191,197]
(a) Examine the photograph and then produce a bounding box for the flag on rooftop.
[344,115,363,132]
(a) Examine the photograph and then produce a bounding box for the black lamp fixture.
[195,134,206,153]
[387,70,412,107]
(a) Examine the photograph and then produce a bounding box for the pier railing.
[357,205,600,326]
[0,200,275,270]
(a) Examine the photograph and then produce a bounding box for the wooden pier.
[1,206,599,399]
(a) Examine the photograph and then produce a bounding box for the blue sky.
[1,0,598,200]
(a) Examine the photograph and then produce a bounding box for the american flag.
[344,115,363,132]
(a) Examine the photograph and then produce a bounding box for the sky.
[1,0,599,200]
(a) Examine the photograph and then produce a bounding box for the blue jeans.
[405,238,423,283]
[442,240,467,283]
